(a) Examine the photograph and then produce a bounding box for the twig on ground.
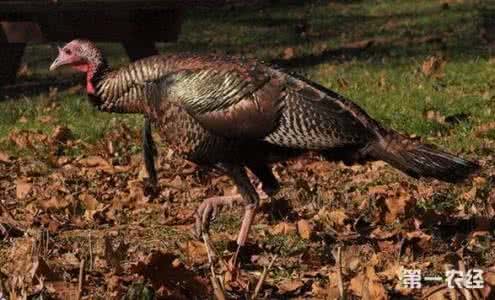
[0,201,16,222]
[160,182,187,192]
[45,230,49,257]
[89,232,93,272]
[77,259,85,300]
[209,257,226,300]
[0,201,25,232]
[251,254,277,300]
[335,246,345,300]
[0,223,7,237]
[397,236,406,261]
[421,283,448,300]
[203,234,226,300]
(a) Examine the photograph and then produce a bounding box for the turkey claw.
[192,195,244,240]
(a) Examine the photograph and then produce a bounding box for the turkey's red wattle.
[72,62,98,95]
[86,77,96,94]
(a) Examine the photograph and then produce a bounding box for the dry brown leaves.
[0,152,10,163]
[277,278,305,295]
[131,251,210,299]
[282,47,295,60]
[350,266,387,300]
[271,221,297,235]
[0,108,494,299]
[15,177,32,200]
[296,219,313,240]
[370,183,416,225]
[421,56,446,78]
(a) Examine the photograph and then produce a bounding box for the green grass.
[0,93,143,154]
[0,0,492,156]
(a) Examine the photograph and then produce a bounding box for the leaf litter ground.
[1,1,495,298]
[0,118,494,299]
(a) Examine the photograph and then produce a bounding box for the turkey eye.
[64,49,72,55]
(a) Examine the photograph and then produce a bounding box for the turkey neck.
[85,58,113,111]
[86,59,149,115]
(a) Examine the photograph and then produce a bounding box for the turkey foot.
[193,163,280,268]
[143,177,160,198]
[194,195,256,273]
[193,195,245,239]
[192,182,274,240]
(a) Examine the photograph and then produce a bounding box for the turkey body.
[51,39,478,266]
[93,53,377,169]
[85,51,478,251]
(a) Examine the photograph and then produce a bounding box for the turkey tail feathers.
[367,131,480,183]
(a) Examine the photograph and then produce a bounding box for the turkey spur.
[50,39,480,258]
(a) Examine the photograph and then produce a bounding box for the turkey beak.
[49,47,66,71]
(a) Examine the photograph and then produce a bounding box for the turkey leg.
[193,164,261,265]
[194,163,281,267]
[194,163,281,240]
[142,117,159,196]
[124,42,160,197]
[246,162,280,197]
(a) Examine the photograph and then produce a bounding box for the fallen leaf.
[59,253,80,270]
[4,237,56,294]
[79,193,100,211]
[464,186,477,201]
[421,285,449,299]
[38,115,55,124]
[370,227,398,240]
[282,47,295,60]
[368,185,388,195]
[350,266,387,300]
[475,121,495,136]
[0,151,10,163]
[183,240,208,265]
[46,281,79,300]
[383,191,415,224]
[51,125,72,143]
[337,77,349,90]
[297,219,313,239]
[131,251,210,298]
[406,230,432,250]
[122,180,148,208]
[318,208,348,229]
[372,185,415,225]
[20,160,49,176]
[38,196,71,210]
[16,177,32,200]
[278,279,304,294]
[78,156,114,173]
[56,156,72,166]
[104,236,129,273]
[424,109,445,124]
[422,56,446,77]
[271,222,297,235]
[378,262,401,281]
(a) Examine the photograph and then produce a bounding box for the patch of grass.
[211,212,243,234]
[264,233,310,257]
[0,0,489,158]
[0,92,143,155]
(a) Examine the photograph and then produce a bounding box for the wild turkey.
[50,39,479,264]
